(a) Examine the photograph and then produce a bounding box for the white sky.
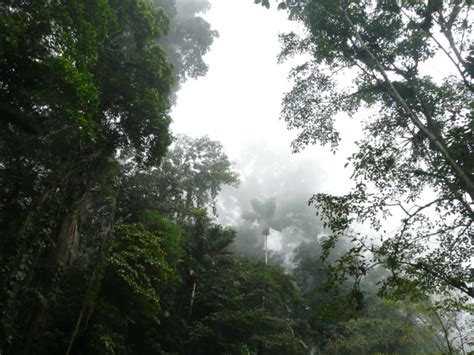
[171,0,360,197]
[171,1,297,152]
[169,1,472,266]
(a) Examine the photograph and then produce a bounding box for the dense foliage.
[1,0,472,353]
[0,0,219,352]
[267,0,474,306]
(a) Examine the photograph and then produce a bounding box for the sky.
[171,1,295,147]
[166,2,474,324]
[170,0,364,255]
[168,0,472,271]
[171,0,359,195]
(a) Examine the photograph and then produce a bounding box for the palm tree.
[243,197,277,264]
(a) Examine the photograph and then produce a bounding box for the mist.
[2,0,472,353]
[213,141,324,265]
[171,0,360,266]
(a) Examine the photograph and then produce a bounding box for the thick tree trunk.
[53,192,89,268]
[66,193,117,355]
[22,190,90,354]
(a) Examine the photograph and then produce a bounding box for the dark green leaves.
[255,0,271,9]
[277,0,474,305]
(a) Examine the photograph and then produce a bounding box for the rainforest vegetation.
[0,0,472,354]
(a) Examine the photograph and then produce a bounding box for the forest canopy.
[1,0,473,354]
[265,0,474,304]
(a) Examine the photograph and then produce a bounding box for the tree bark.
[53,192,89,268]
[22,190,90,354]
[66,192,117,355]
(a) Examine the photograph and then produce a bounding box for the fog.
[170,0,467,274]
[3,0,471,353]
[171,0,365,264]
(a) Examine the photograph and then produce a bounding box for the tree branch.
[340,7,474,203]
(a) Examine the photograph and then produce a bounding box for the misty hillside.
[0,0,472,354]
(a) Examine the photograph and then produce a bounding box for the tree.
[241,197,277,263]
[231,193,325,263]
[185,257,311,354]
[117,134,239,223]
[292,237,388,352]
[82,218,182,353]
[0,0,221,349]
[271,0,473,304]
[322,299,448,354]
[41,213,183,354]
[0,0,175,351]
[292,240,464,354]
[156,0,218,97]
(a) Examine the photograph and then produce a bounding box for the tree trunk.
[22,190,90,354]
[189,281,197,318]
[53,192,89,268]
[66,192,118,355]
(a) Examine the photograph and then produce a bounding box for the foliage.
[108,223,180,321]
[322,300,442,354]
[76,217,182,354]
[156,0,218,92]
[1,0,472,353]
[0,0,217,352]
[292,238,464,354]
[274,0,474,304]
[186,258,311,354]
[118,134,239,223]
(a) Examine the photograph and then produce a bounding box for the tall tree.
[182,255,311,354]
[0,0,176,350]
[156,0,218,92]
[117,134,239,223]
[270,0,473,304]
